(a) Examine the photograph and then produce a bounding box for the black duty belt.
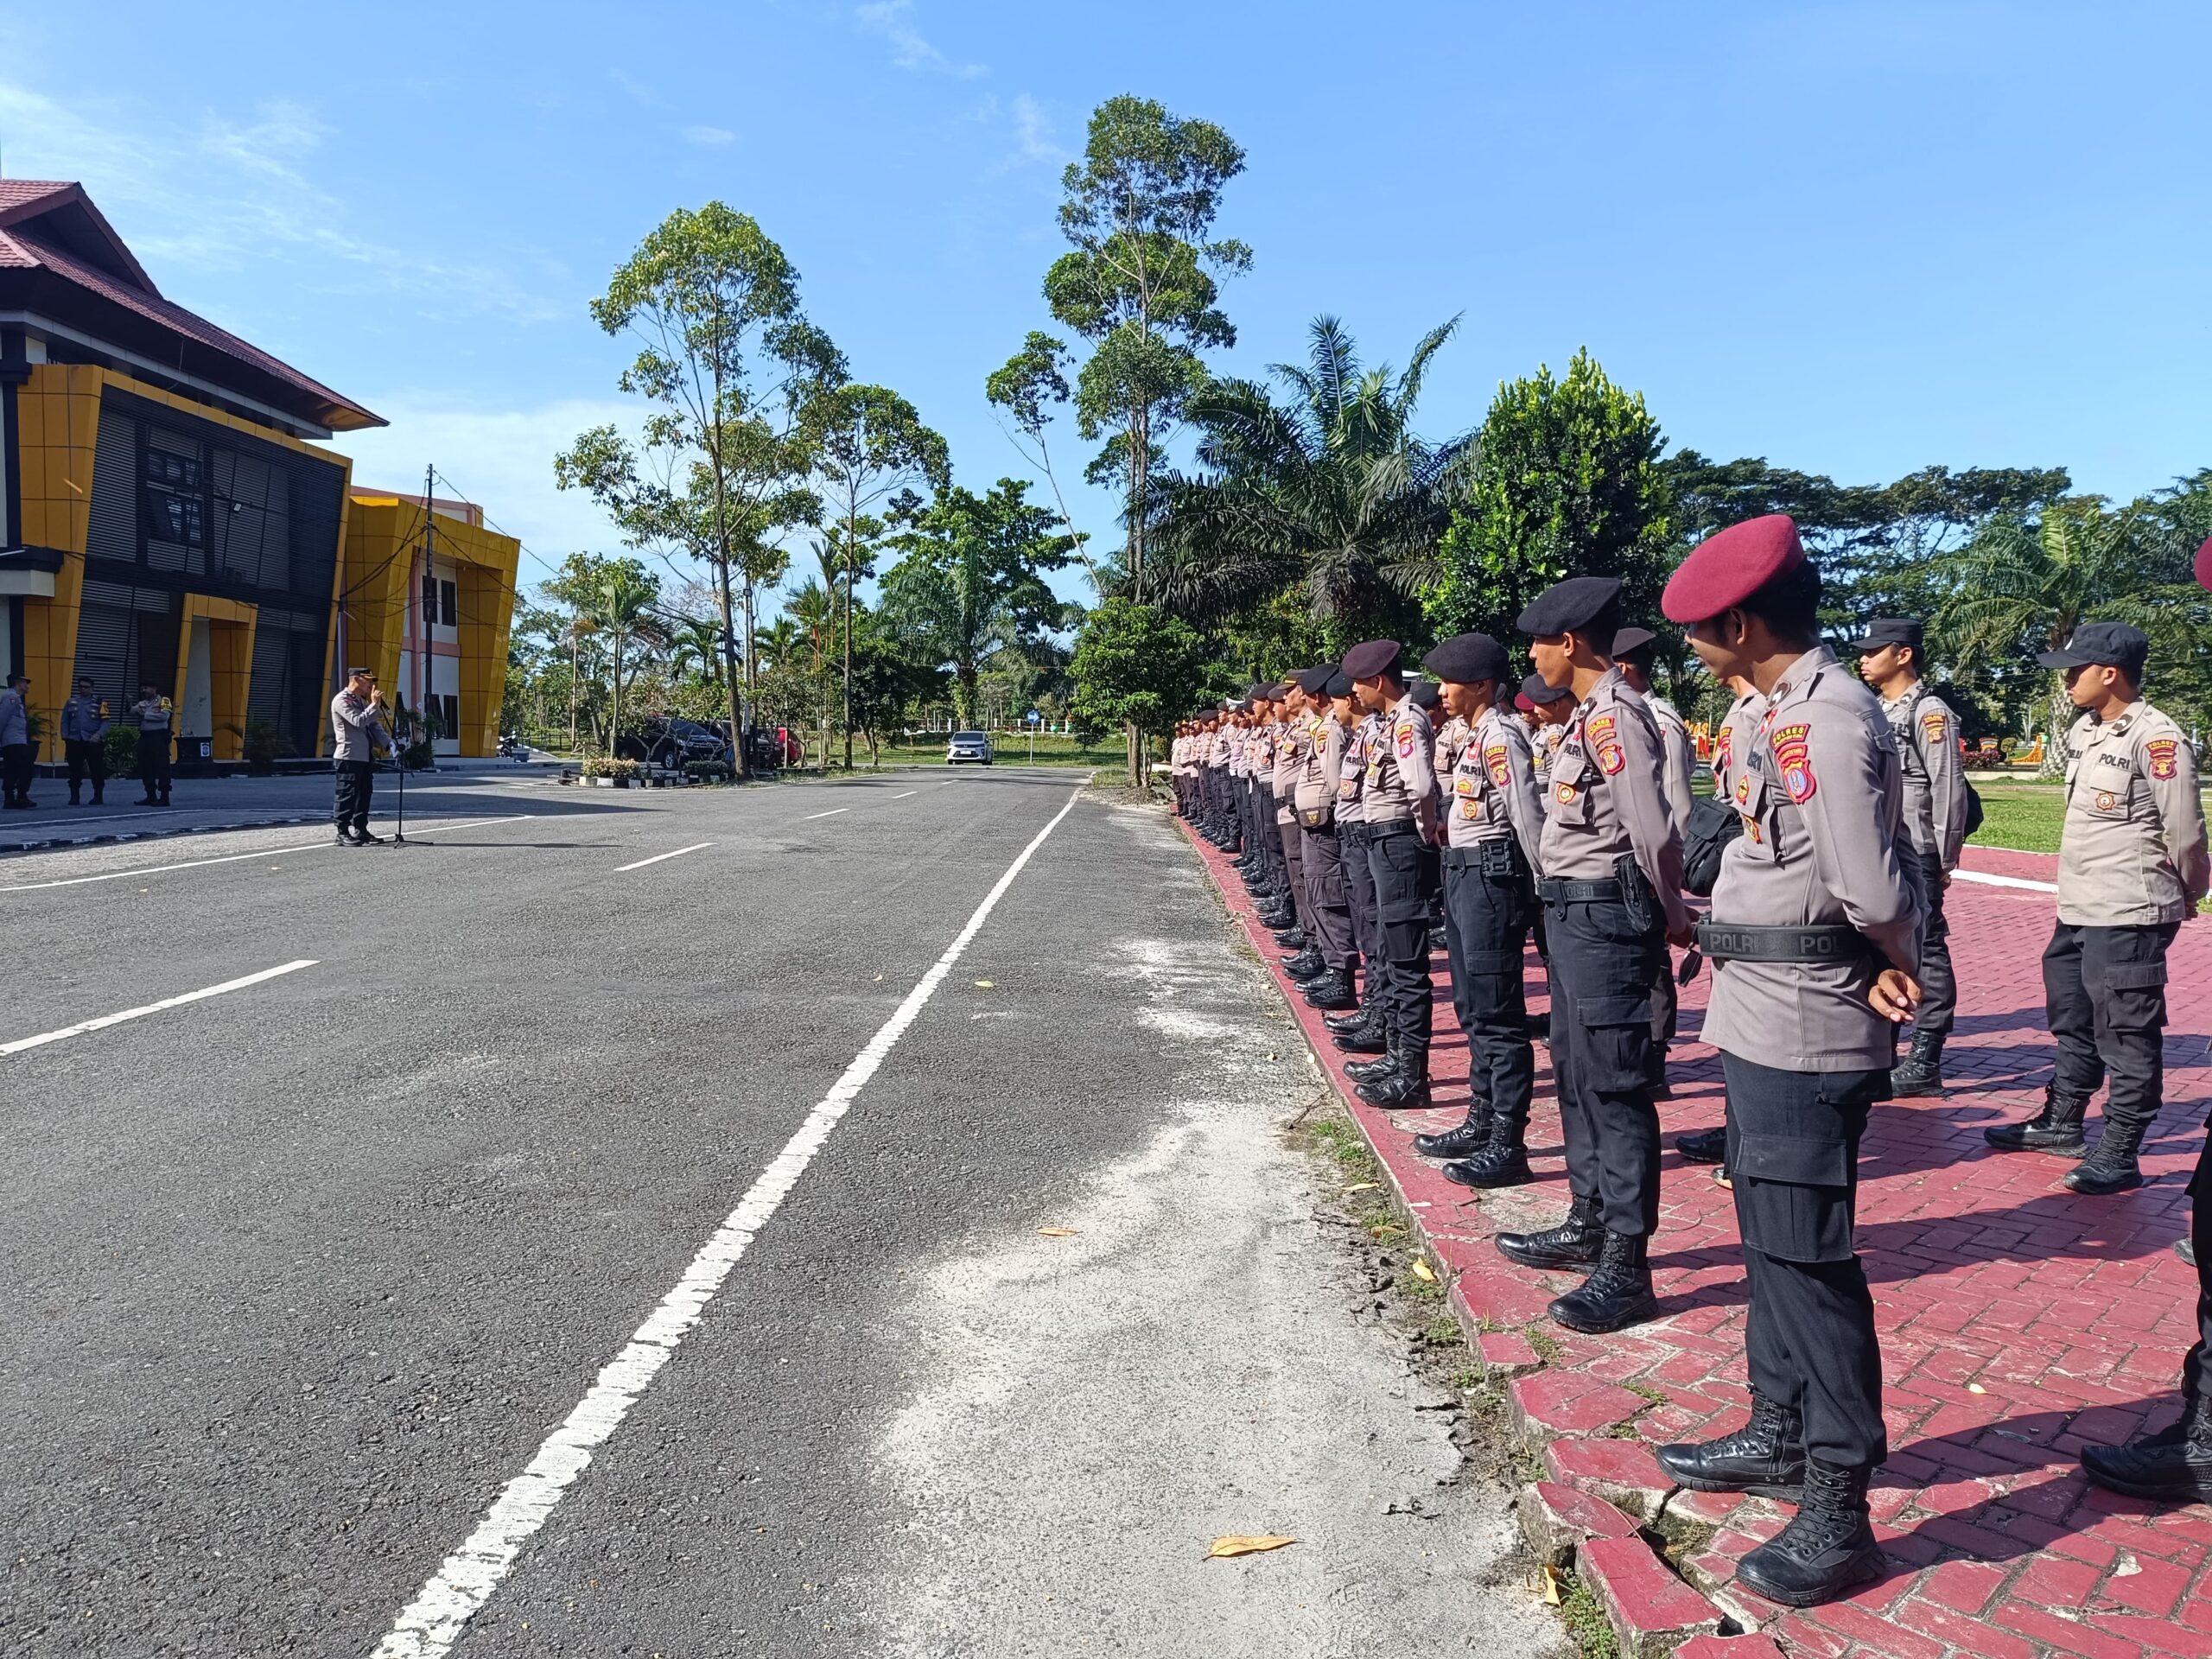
[1441,841,1511,868]
[1539,876,1623,903]
[1363,817,1418,840]
[1340,820,1370,843]
[1697,922,1869,963]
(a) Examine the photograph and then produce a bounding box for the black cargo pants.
[1543,886,1664,1236]
[1441,840,1535,1123]
[1299,823,1359,974]
[1720,1054,1888,1469]
[334,760,375,833]
[2044,919,2179,1131]
[1342,823,1377,982]
[1365,822,1433,1062]
[1915,850,1957,1043]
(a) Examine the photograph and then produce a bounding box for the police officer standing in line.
[1983,621,2208,1194]
[0,671,31,809]
[1417,635,1547,1186]
[1287,665,1359,1010]
[1521,675,1573,787]
[1339,640,1439,1108]
[1616,627,1695,1096]
[1327,673,1391,1053]
[1273,681,1321,964]
[1650,516,1922,1607]
[2078,541,2212,1499]
[61,677,110,806]
[1207,706,1237,849]
[1854,619,1969,1096]
[130,681,174,806]
[330,667,393,846]
[1675,671,1763,1172]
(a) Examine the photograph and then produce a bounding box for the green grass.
[873,733,1130,769]
[1556,1571,1618,1659]
[1971,781,2212,860]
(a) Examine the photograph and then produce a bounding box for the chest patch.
[1743,815,1762,844]
[2148,738,2180,781]
[1734,774,1751,804]
[1919,709,1947,746]
[1586,712,1625,775]
[1554,783,1577,805]
[2094,791,2119,812]
[1483,742,1510,787]
[1770,722,1816,804]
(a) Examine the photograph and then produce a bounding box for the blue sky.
[4,1,2207,613]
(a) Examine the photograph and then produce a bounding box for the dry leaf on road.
[1411,1260,1436,1283]
[1538,1564,1563,1605]
[974,979,994,988]
[1037,1227,1078,1237]
[1207,1535,1296,1559]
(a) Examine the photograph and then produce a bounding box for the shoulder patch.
[2148,737,2180,780]
[1715,726,1733,772]
[1395,721,1416,760]
[1484,742,1510,787]
[1770,721,1816,804]
[1919,708,1947,747]
[1586,711,1625,775]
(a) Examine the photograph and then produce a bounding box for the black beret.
[1521,672,1573,706]
[1610,627,1657,660]
[1340,639,1403,680]
[1245,683,1274,702]
[1850,618,1923,654]
[1421,632,1510,686]
[1516,575,1623,639]
[1408,677,1441,710]
[1325,671,1353,698]
[1292,664,1336,696]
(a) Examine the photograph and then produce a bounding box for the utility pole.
[420,461,436,767]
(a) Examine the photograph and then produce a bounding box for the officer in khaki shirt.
[2080,546,2212,1503]
[1616,626,1696,1096]
[1272,685,1321,968]
[1495,578,1689,1339]
[1287,665,1358,1010]
[1984,622,2209,1196]
[1418,635,1548,1190]
[1328,681,1394,1054]
[1340,640,1438,1107]
[1854,618,1970,1097]
[1654,515,1921,1609]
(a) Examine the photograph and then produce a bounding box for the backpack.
[1683,794,1744,898]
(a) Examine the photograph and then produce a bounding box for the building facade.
[0,180,518,762]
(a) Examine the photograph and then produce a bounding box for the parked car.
[616,717,727,767]
[946,730,994,766]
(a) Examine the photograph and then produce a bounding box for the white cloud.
[856,0,985,78]
[200,98,327,182]
[683,124,736,147]
[1010,94,1067,165]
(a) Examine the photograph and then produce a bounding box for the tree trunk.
[1125,721,1140,787]
[715,562,746,779]
[2041,677,2070,779]
[842,515,856,772]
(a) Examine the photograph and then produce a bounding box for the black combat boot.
[1890,1033,1947,1098]
[1734,1459,1884,1607]
[1281,946,1325,979]
[1272,927,1307,950]
[1497,1195,1604,1271]
[1331,1003,1389,1053]
[1301,969,1357,1011]
[1358,1043,1430,1108]
[1445,1115,1535,1188]
[1343,1048,1401,1084]
[1324,998,1374,1037]
[2082,1393,2212,1501]
[1656,1392,1808,1498]
[1676,1126,1727,1166]
[1983,1085,2089,1154]
[1414,1098,1492,1159]
[1646,1046,1672,1100]
[1255,899,1296,930]
[1548,1229,1658,1332]
[68,786,82,805]
[2065,1118,2149,1196]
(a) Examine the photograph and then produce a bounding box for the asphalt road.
[0,772,1545,1658]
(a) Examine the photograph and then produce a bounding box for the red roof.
[0,180,382,433]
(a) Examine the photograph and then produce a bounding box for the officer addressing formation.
[1168,518,2212,1609]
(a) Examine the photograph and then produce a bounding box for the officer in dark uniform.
[1339,639,1437,1107]
[130,682,174,806]
[1326,674,1389,1055]
[1495,578,1691,1336]
[2078,538,2212,1497]
[1651,515,1923,1607]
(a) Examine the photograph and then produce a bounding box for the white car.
[946,731,994,766]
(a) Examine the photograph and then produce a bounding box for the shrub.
[683,760,734,782]
[580,755,645,779]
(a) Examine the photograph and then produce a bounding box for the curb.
[2,815,325,855]
[1177,815,1755,1659]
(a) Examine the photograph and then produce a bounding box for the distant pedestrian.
[330,668,392,846]
[61,677,110,806]
[0,671,32,809]
[130,682,173,806]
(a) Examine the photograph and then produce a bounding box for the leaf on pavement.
[1037,1226,1077,1237]
[1207,1535,1296,1559]
[1412,1259,1436,1283]
[1539,1564,1563,1605]
[1966,1382,1987,1395]
[1344,1182,1378,1192]
[974,979,994,988]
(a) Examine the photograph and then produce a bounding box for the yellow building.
[0,179,518,762]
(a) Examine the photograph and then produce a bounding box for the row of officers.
[1166,516,2212,1609]
[0,672,177,810]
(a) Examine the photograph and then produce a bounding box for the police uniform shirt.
[1229,725,1248,779]
[1529,721,1563,791]
[1703,646,1923,1073]
[1433,713,1471,780]
[1648,693,1696,841]
[1882,686,1968,868]
[1211,726,1233,771]
[1536,669,1690,934]
[1363,695,1437,832]
[1446,705,1547,870]
[132,696,173,733]
[1273,716,1306,823]
[1708,690,1757,805]
[1294,709,1341,819]
[1337,714,1376,823]
[61,694,109,744]
[2057,702,2210,927]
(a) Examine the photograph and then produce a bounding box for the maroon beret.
[1512,691,1535,713]
[1662,514,1807,624]
[2196,536,2212,593]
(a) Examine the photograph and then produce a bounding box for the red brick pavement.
[1181,821,2212,1658]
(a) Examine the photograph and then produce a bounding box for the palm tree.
[753,616,804,676]
[1945,499,2202,775]
[581,565,668,755]
[666,614,726,686]
[784,570,839,671]
[1147,315,1474,648]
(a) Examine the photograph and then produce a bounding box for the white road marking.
[1,959,317,1056]
[888,791,918,800]
[614,842,715,872]
[1953,868,2058,894]
[373,786,1084,1658]
[0,816,532,893]
[804,807,849,819]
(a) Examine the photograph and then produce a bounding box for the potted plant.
[242,717,280,776]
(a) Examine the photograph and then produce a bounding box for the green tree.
[879,480,1078,727]
[577,560,665,755]
[1150,315,1471,652]
[984,330,1096,589]
[1001,94,1249,599]
[665,613,727,686]
[1427,348,1671,642]
[1069,597,1211,782]
[557,202,843,777]
[806,382,950,766]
